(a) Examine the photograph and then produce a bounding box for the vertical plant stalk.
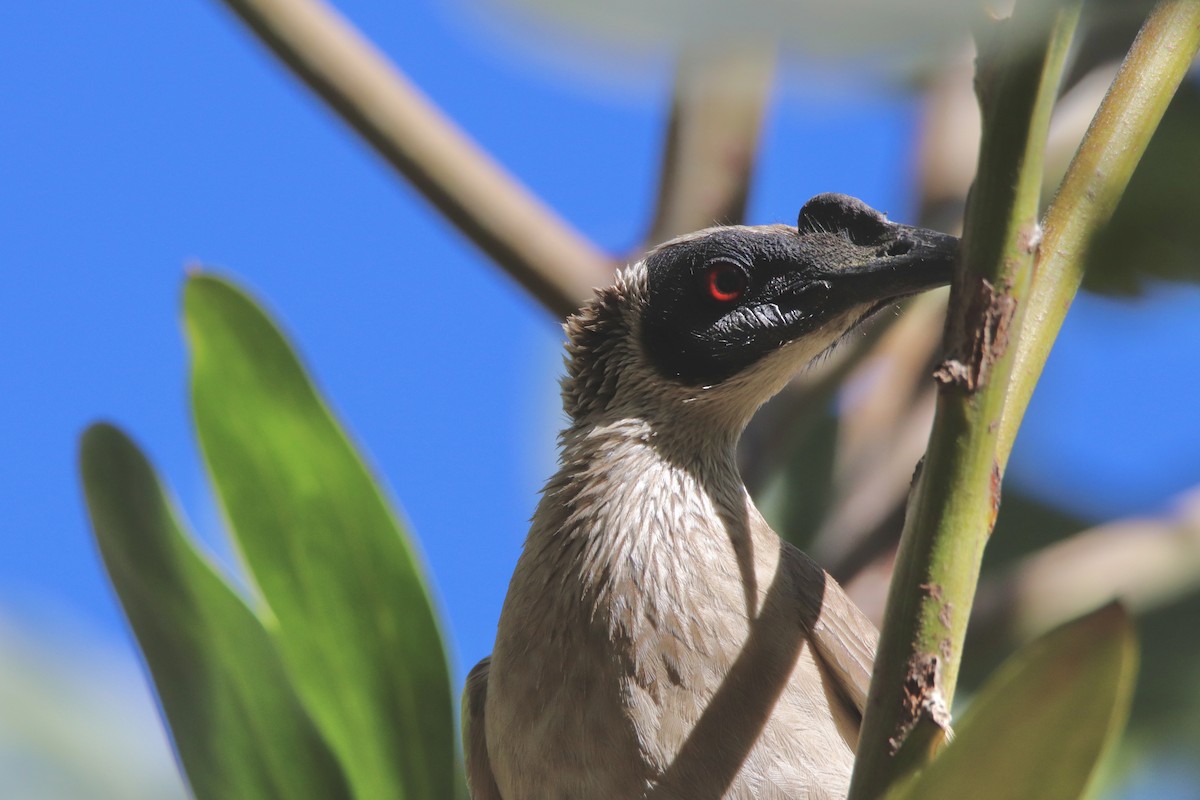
[848,5,1080,797]
[644,45,775,248]
[997,0,1200,466]
[215,0,613,318]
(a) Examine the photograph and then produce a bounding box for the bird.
[463,193,959,800]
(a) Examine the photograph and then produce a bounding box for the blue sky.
[3,0,1200,771]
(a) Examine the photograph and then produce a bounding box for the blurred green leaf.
[891,603,1138,800]
[184,274,455,799]
[961,490,1090,687]
[1126,587,1200,746]
[80,423,352,800]
[1083,81,1200,294]
[983,488,1089,570]
[755,411,839,552]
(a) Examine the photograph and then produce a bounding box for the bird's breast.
[484,432,857,798]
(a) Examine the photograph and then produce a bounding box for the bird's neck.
[528,411,761,623]
[551,412,744,526]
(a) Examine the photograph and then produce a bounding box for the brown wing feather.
[805,568,877,716]
[463,657,503,800]
[780,541,878,717]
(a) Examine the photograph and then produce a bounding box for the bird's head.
[562,193,959,433]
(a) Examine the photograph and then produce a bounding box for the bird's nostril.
[884,239,913,257]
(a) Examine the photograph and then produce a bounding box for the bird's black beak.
[795,193,959,314]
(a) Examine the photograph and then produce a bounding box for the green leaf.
[892,603,1139,800]
[184,274,455,799]
[80,423,352,800]
[755,411,839,554]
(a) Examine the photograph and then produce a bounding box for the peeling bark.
[933,278,1017,393]
[891,652,953,754]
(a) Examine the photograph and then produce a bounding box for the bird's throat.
[528,414,764,633]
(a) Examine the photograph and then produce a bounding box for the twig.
[644,45,775,248]
[913,43,979,231]
[814,294,946,564]
[972,491,1200,657]
[741,309,895,496]
[998,0,1200,466]
[214,0,613,318]
[818,386,935,582]
[848,5,1080,796]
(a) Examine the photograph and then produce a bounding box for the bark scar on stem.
[933,277,1017,392]
[891,652,953,754]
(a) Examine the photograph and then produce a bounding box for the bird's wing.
[784,545,878,717]
[806,571,877,716]
[463,656,503,800]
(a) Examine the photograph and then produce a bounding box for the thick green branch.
[215,0,613,318]
[848,5,1080,797]
[998,0,1200,466]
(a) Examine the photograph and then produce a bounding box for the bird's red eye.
[705,263,746,303]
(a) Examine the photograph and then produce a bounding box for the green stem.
[848,4,1080,797]
[998,0,1200,467]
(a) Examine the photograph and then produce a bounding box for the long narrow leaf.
[892,603,1138,800]
[184,274,455,799]
[80,423,351,800]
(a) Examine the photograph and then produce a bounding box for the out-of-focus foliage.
[1083,84,1200,294]
[1126,589,1200,755]
[755,411,839,553]
[0,618,187,800]
[891,604,1138,800]
[82,424,352,800]
[187,276,456,799]
[80,275,456,799]
[480,0,985,71]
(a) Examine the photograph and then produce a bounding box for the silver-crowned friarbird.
[464,193,959,800]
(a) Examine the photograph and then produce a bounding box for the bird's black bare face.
[641,193,960,387]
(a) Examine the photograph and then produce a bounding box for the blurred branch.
[835,294,945,477]
[806,49,974,584]
[215,0,613,318]
[643,46,775,248]
[818,388,934,583]
[741,309,893,496]
[914,44,978,231]
[850,5,1080,795]
[974,492,1200,651]
[812,294,945,574]
[998,0,1200,465]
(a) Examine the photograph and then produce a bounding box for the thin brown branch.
[215,0,613,318]
[812,295,945,573]
[980,494,1200,644]
[740,310,893,496]
[644,46,775,248]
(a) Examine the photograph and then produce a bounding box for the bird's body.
[465,195,957,800]
[482,416,869,799]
